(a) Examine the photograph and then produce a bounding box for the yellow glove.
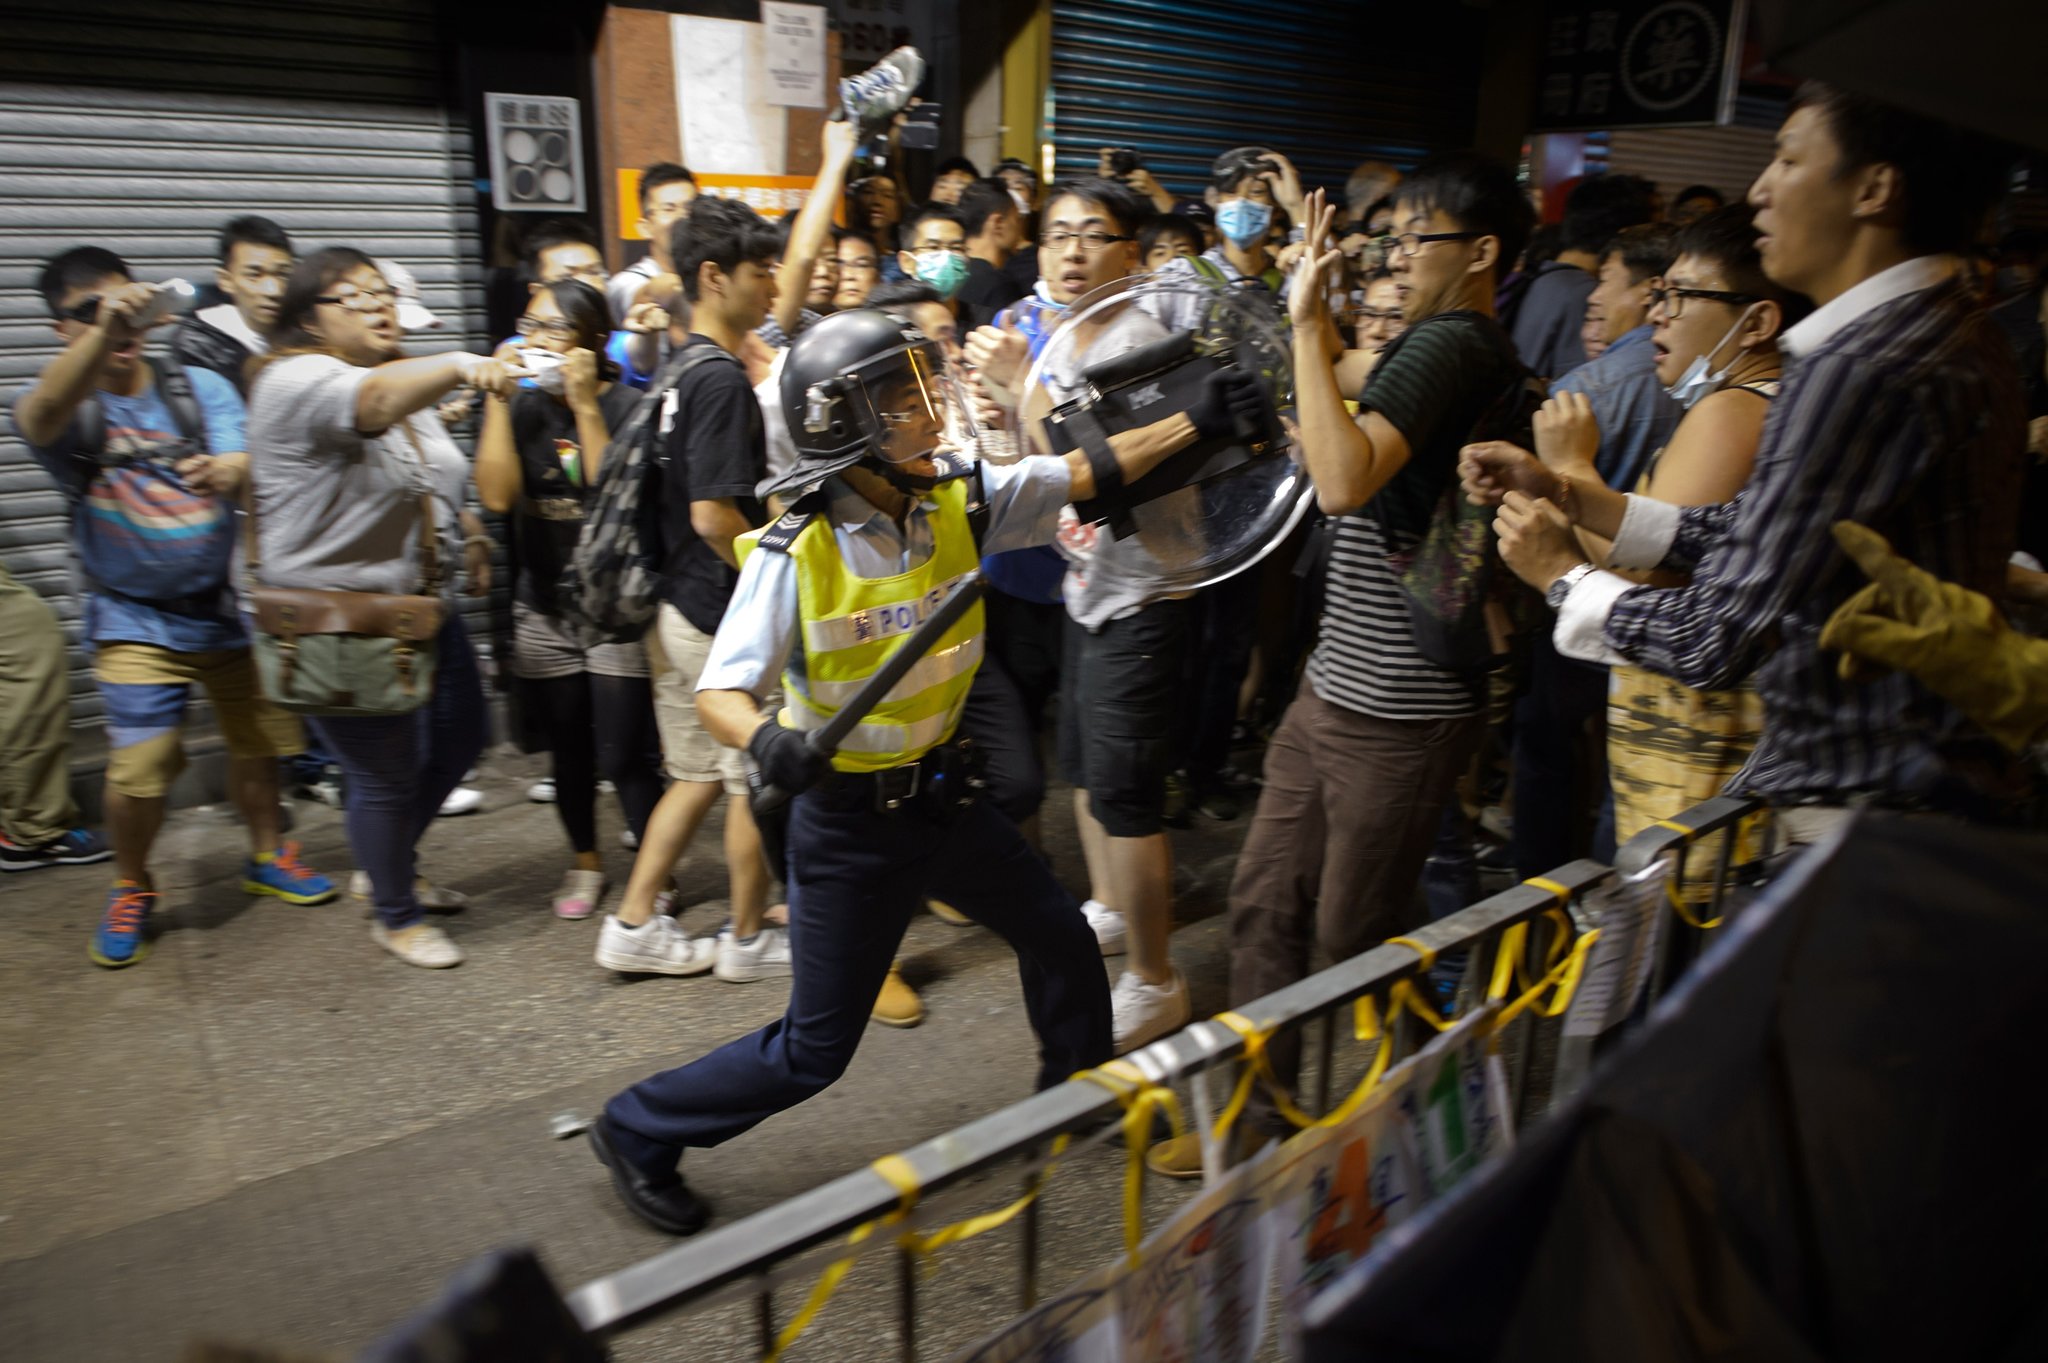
[1821,522,2048,753]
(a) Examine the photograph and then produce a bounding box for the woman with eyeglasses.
[247,249,520,968]
[475,280,661,922]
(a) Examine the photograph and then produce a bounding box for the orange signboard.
[616,169,820,240]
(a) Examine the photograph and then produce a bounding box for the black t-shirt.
[1002,246,1039,296]
[958,256,1028,329]
[657,336,766,633]
[508,383,642,614]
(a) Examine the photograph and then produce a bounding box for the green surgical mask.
[914,250,969,300]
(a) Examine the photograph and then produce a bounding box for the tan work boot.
[870,962,925,1028]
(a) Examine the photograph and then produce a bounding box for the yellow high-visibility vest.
[739,480,984,772]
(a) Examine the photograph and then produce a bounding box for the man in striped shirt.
[1207,155,1534,1158]
[1486,85,2026,840]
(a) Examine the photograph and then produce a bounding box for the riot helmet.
[765,308,959,499]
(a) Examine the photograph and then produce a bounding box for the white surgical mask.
[1008,187,1032,214]
[519,347,567,395]
[1664,307,1757,410]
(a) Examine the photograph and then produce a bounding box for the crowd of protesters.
[6,84,2045,1119]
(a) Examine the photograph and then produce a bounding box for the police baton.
[748,569,985,819]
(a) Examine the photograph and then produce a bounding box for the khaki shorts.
[646,603,747,794]
[95,643,303,798]
[510,600,651,681]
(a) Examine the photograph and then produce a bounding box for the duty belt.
[826,741,983,815]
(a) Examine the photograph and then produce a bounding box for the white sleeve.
[977,456,1076,555]
[1605,493,1682,571]
[698,549,800,697]
[1553,569,1636,666]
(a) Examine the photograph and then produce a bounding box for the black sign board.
[1529,0,1746,132]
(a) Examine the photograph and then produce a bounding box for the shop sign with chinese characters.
[1529,0,1745,131]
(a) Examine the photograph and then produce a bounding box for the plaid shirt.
[1558,258,2027,806]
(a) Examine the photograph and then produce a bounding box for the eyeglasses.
[515,317,578,340]
[1353,307,1403,322]
[912,242,968,256]
[57,296,104,325]
[1372,231,1482,258]
[315,288,398,313]
[1042,230,1136,253]
[552,262,608,284]
[1648,286,1764,319]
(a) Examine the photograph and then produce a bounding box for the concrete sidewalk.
[0,751,1254,1362]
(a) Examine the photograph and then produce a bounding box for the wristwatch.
[1545,562,1597,612]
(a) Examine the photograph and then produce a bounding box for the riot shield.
[1011,268,1312,594]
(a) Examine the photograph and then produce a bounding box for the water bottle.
[838,46,925,128]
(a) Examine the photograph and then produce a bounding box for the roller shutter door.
[1602,95,1791,209]
[1049,0,1485,193]
[0,6,486,731]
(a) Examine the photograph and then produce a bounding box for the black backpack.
[1368,311,1545,672]
[558,344,741,638]
[72,354,206,463]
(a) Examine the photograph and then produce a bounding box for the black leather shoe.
[588,1116,711,1235]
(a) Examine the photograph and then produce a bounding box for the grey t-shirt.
[246,353,470,596]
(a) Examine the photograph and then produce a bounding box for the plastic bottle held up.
[839,46,924,127]
[135,279,197,329]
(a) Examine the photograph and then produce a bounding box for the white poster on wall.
[761,2,827,108]
[671,14,787,175]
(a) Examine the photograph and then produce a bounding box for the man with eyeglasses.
[10,245,338,964]
[1209,156,1533,1157]
[967,177,1208,1052]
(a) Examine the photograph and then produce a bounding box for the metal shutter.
[1602,94,1791,208]
[1049,0,1485,192]
[0,16,485,730]
[1604,124,1777,208]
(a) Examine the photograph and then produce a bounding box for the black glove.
[1188,366,1265,443]
[748,720,831,797]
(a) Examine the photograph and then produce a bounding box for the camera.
[1108,147,1144,177]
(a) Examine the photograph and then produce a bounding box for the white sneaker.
[1111,969,1191,1053]
[715,926,794,982]
[349,870,469,914]
[594,914,717,976]
[438,786,483,816]
[528,779,557,803]
[619,827,640,851]
[552,867,607,920]
[371,920,464,968]
[1080,899,1126,956]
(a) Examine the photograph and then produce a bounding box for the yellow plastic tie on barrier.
[1495,927,1601,1029]
[1487,922,1529,1002]
[1384,935,1438,971]
[1653,817,1697,843]
[1212,1011,1321,1131]
[1665,879,1726,931]
[1523,876,1573,903]
[1076,1061,1184,1261]
[763,1154,922,1363]
[905,1133,1071,1256]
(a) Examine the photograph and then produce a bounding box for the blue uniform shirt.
[699,457,1074,699]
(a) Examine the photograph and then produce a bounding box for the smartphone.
[900,102,941,151]
[1108,147,1143,177]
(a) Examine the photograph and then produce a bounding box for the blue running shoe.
[90,881,155,968]
[242,841,339,905]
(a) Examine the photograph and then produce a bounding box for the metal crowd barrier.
[565,794,1770,1358]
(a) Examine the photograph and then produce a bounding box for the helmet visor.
[853,341,972,466]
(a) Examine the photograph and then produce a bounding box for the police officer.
[587,307,1264,1233]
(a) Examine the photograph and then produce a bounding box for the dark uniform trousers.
[605,769,1113,1157]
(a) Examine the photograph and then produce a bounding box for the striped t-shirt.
[1305,311,1522,720]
